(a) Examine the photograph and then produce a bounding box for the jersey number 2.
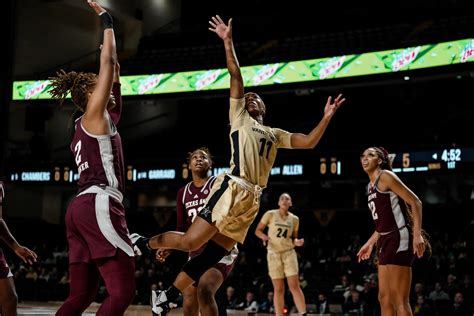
[74,140,82,165]
[368,201,378,220]
[188,206,203,223]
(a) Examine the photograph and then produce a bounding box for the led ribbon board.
[12,38,474,100]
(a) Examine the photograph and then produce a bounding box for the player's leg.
[55,262,101,316]
[152,234,235,316]
[0,277,17,316]
[146,217,218,252]
[197,267,225,316]
[287,275,306,314]
[387,265,413,316]
[268,250,286,316]
[283,250,306,314]
[182,286,199,316]
[271,278,286,316]
[95,249,136,316]
[377,265,395,316]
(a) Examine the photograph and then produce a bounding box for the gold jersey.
[260,209,299,253]
[228,97,292,188]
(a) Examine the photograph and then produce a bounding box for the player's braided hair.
[371,146,432,266]
[49,70,97,112]
[187,147,213,167]
[373,146,392,170]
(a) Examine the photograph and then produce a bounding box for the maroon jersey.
[71,83,125,194]
[367,172,409,233]
[176,176,217,232]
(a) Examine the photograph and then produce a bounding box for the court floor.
[17,302,277,316]
[18,302,178,316]
[17,302,314,316]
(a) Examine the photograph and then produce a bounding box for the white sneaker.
[151,290,177,316]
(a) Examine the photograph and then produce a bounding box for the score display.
[6,147,473,184]
[390,147,474,173]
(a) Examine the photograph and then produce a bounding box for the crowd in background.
[4,202,473,316]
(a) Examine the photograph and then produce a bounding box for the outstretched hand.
[208,15,232,40]
[14,245,37,265]
[87,0,106,15]
[324,94,345,119]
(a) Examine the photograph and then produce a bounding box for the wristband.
[99,11,113,29]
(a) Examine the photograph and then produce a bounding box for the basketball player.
[155,147,237,316]
[255,192,306,316]
[49,1,135,315]
[357,147,431,316]
[0,181,38,316]
[131,15,344,316]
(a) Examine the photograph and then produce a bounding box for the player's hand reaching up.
[209,15,233,41]
[324,94,345,119]
[87,0,106,15]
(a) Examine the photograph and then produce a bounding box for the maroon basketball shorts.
[378,226,415,267]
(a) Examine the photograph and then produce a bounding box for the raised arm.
[290,94,345,149]
[109,61,122,124]
[209,15,244,99]
[83,0,117,133]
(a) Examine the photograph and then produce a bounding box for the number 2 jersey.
[260,209,299,253]
[367,172,409,234]
[70,83,125,194]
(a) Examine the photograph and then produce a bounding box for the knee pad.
[182,240,228,281]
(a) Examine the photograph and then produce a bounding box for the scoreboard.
[6,147,474,184]
[390,147,474,173]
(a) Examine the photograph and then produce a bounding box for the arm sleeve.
[273,128,293,149]
[175,187,186,232]
[108,82,122,124]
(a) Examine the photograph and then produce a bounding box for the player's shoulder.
[288,211,299,220]
[176,183,188,196]
[208,175,217,186]
[267,209,279,216]
[378,169,400,186]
